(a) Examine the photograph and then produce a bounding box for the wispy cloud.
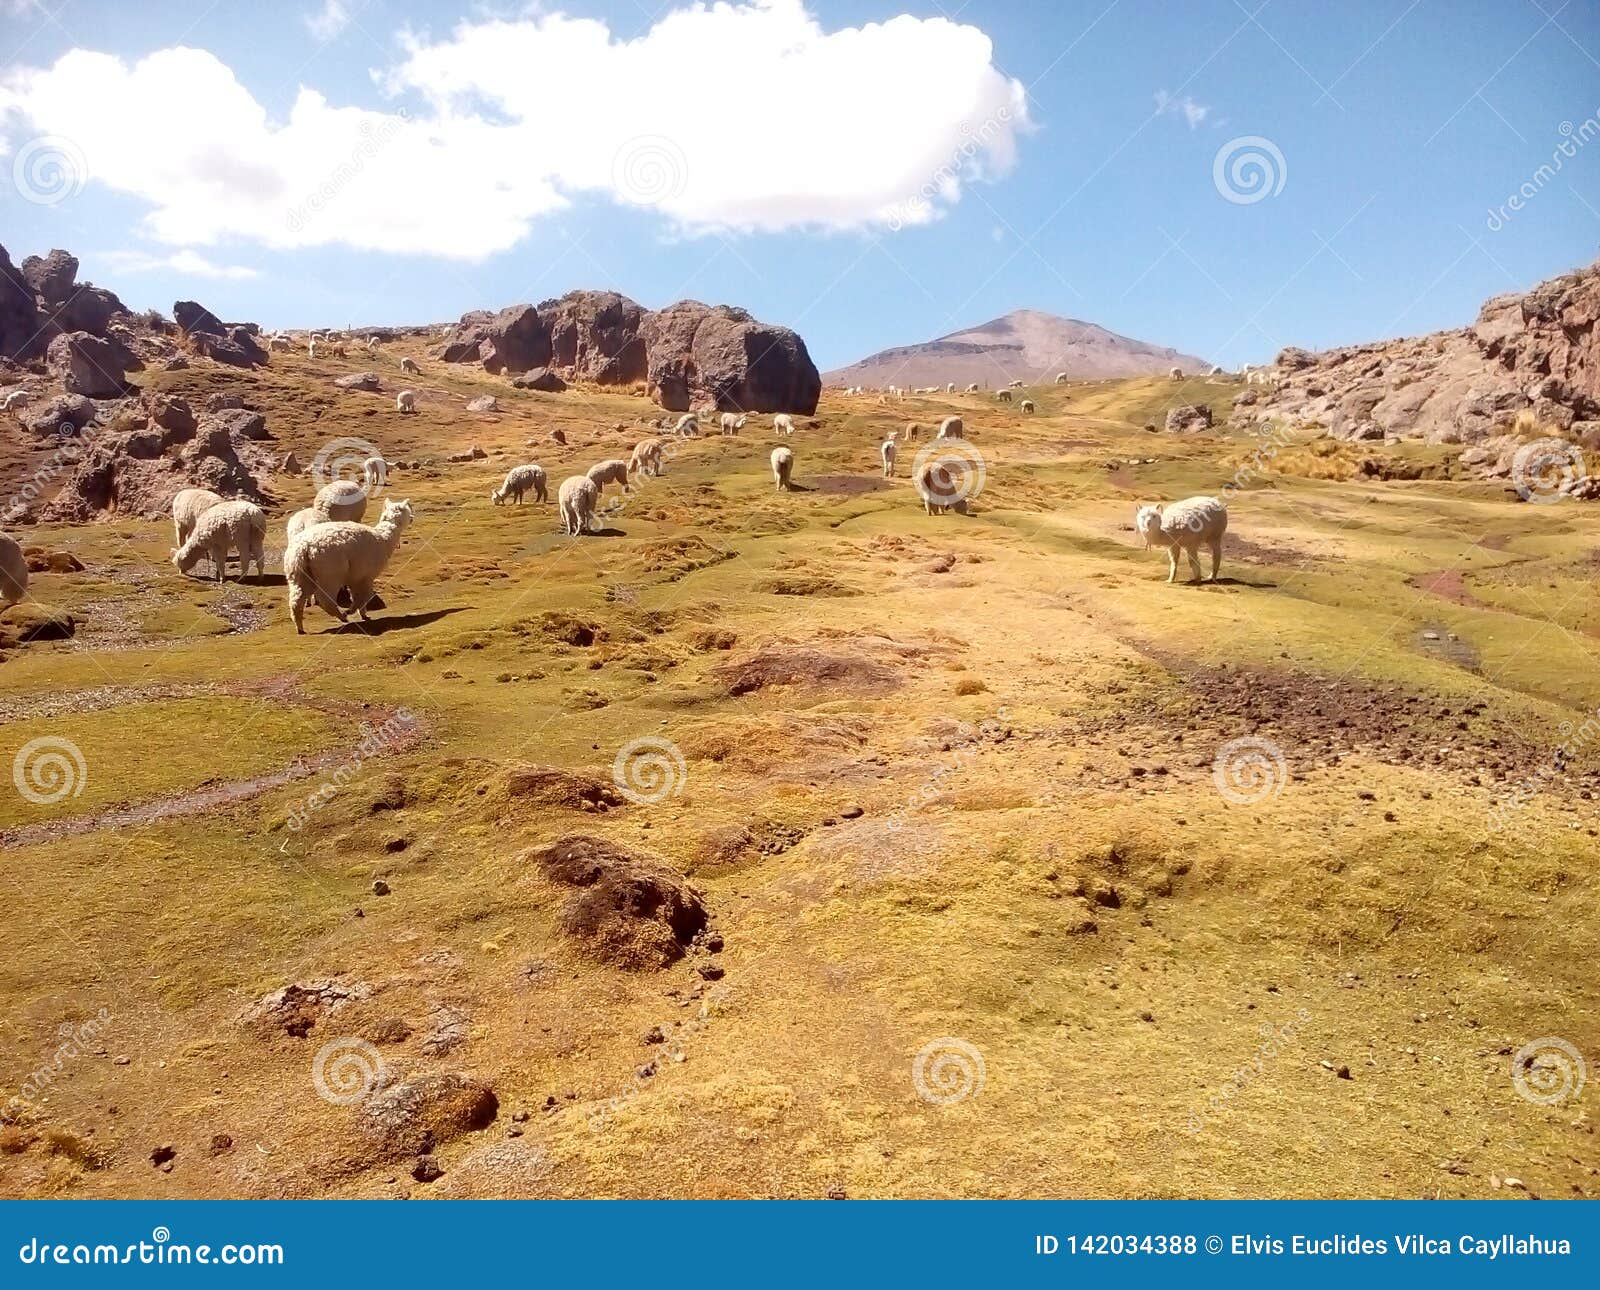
[100,249,259,280]
[303,0,352,43]
[1155,89,1212,130]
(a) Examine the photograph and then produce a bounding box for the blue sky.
[1,0,1597,371]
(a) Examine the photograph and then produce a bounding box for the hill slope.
[825,309,1209,388]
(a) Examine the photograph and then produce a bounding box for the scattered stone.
[411,1155,444,1183]
[371,879,391,896]
[360,1073,499,1160]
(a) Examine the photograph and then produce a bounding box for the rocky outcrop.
[173,299,226,337]
[1236,259,1600,448]
[35,403,275,523]
[1164,403,1212,433]
[1,244,130,361]
[435,290,821,414]
[46,331,142,397]
[641,301,821,415]
[510,366,566,393]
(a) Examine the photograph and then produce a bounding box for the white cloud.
[1155,90,1210,130]
[100,249,260,280]
[0,0,1028,259]
[303,0,353,43]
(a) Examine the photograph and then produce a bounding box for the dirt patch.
[714,646,900,696]
[753,572,860,597]
[524,834,710,970]
[809,474,889,495]
[489,764,625,814]
[1408,568,1484,608]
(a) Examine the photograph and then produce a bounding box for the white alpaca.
[881,439,897,478]
[587,458,631,496]
[965,383,979,393]
[1055,372,1069,384]
[558,476,598,536]
[314,481,368,522]
[902,422,921,442]
[937,416,964,440]
[3,389,32,413]
[366,336,378,353]
[1169,366,1183,381]
[1008,380,1023,389]
[400,357,420,374]
[1134,496,1228,584]
[285,499,414,632]
[719,412,747,435]
[772,414,795,436]
[771,446,794,491]
[674,413,700,437]
[491,463,548,505]
[363,456,387,490]
[396,390,417,414]
[1020,399,1035,413]
[269,335,291,352]
[171,499,266,582]
[996,389,1012,403]
[171,487,224,549]
[630,438,664,477]
[0,532,27,612]
[946,383,955,393]
[286,507,325,546]
[307,338,320,358]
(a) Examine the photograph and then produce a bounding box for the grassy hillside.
[0,355,1595,1199]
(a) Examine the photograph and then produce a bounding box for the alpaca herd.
[118,380,1232,640]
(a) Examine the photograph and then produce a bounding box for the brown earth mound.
[524,834,709,969]
[359,1073,498,1159]
[239,978,375,1041]
[714,645,900,696]
[492,765,625,814]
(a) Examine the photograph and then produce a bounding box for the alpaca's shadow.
[1185,576,1276,590]
[783,483,816,494]
[577,526,627,538]
[237,573,287,588]
[324,607,465,635]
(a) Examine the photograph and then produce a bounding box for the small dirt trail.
[0,676,424,849]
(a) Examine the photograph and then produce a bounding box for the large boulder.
[19,392,97,436]
[510,366,567,393]
[641,300,821,414]
[173,299,226,336]
[190,330,265,368]
[436,304,550,374]
[1164,403,1213,433]
[46,331,141,397]
[20,249,79,302]
[334,371,382,392]
[543,290,648,384]
[359,1073,498,1160]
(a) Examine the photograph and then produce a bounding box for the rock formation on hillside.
[435,290,821,415]
[0,245,132,362]
[1234,260,1600,446]
[825,309,1209,389]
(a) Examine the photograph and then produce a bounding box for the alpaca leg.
[348,579,376,620]
[1209,537,1223,581]
[1166,549,1177,583]
[1187,545,1204,583]
[289,584,308,634]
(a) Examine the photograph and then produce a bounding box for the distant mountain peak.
[825,309,1207,387]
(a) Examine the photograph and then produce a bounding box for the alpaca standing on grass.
[772,446,794,491]
[1135,496,1228,583]
[171,500,266,582]
[491,464,548,505]
[558,476,599,535]
[881,438,897,478]
[285,499,414,632]
[0,532,27,613]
